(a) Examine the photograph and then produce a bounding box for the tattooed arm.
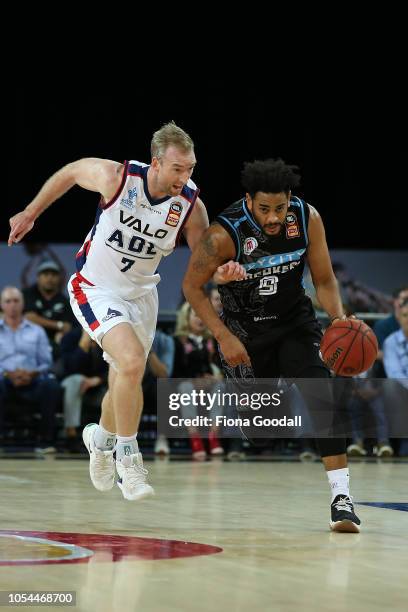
[182,224,251,366]
[183,199,246,284]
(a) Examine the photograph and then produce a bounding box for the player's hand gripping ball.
[320,319,378,376]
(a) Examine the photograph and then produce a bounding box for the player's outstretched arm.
[8,158,123,246]
[183,224,251,367]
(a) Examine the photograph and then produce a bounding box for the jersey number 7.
[120,257,135,272]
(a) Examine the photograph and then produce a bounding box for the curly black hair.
[241,158,301,197]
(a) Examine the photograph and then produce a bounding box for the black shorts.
[219,319,347,456]
[220,319,330,380]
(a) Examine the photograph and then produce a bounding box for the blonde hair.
[174,302,211,339]
[151,121,194,159]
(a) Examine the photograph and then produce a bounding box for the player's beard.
[262,223,283,237]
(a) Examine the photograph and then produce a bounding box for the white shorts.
[68,272,158,368]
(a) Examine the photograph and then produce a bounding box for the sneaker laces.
[121,454,148,486]
[333,495,354,513]
[93,447,114,475]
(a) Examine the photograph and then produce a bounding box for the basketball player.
[183,158,361,532]
[8,122,245,502]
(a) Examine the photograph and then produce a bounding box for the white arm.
[9,158,124,245]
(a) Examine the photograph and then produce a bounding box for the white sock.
[116,434,139,461]
[94,424,116,450]
[327,467,350,501]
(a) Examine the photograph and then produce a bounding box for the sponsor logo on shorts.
[244,237,258,255]
[253,314,278,321]
[102,308,123,322]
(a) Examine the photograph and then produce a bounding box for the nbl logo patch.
[285,212,300,238]
[243,237,258,255]
[165,202,182,227]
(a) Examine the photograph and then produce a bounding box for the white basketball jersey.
[75,160,199,299]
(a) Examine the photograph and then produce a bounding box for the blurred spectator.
[60,328,108,452]
[20,243,67,289]
[373,286,408,351]
[346,371,393,458]
[332,262,392,314]
[208,285,223,315]
[383,299,408,456]
[142,328,175,455]
[22,260,76,356]
[173,302,224,460]
[0,286,60,452]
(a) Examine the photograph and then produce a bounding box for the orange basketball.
[320,319,378,376]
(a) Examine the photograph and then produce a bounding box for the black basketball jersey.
[216,196,317,341]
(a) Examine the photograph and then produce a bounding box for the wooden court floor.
[0,456,407,612]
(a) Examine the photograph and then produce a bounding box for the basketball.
[320,318,379,376]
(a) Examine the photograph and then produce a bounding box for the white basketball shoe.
[82,423,115,491]
[116,452,155,501]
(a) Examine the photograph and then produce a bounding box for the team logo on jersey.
[120,187,138,210]
[165,202,182,227]
[102,308,123,322]
[243,237,258,255]
[285,212,300,238]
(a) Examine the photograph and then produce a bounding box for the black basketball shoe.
[330,495,361,533]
